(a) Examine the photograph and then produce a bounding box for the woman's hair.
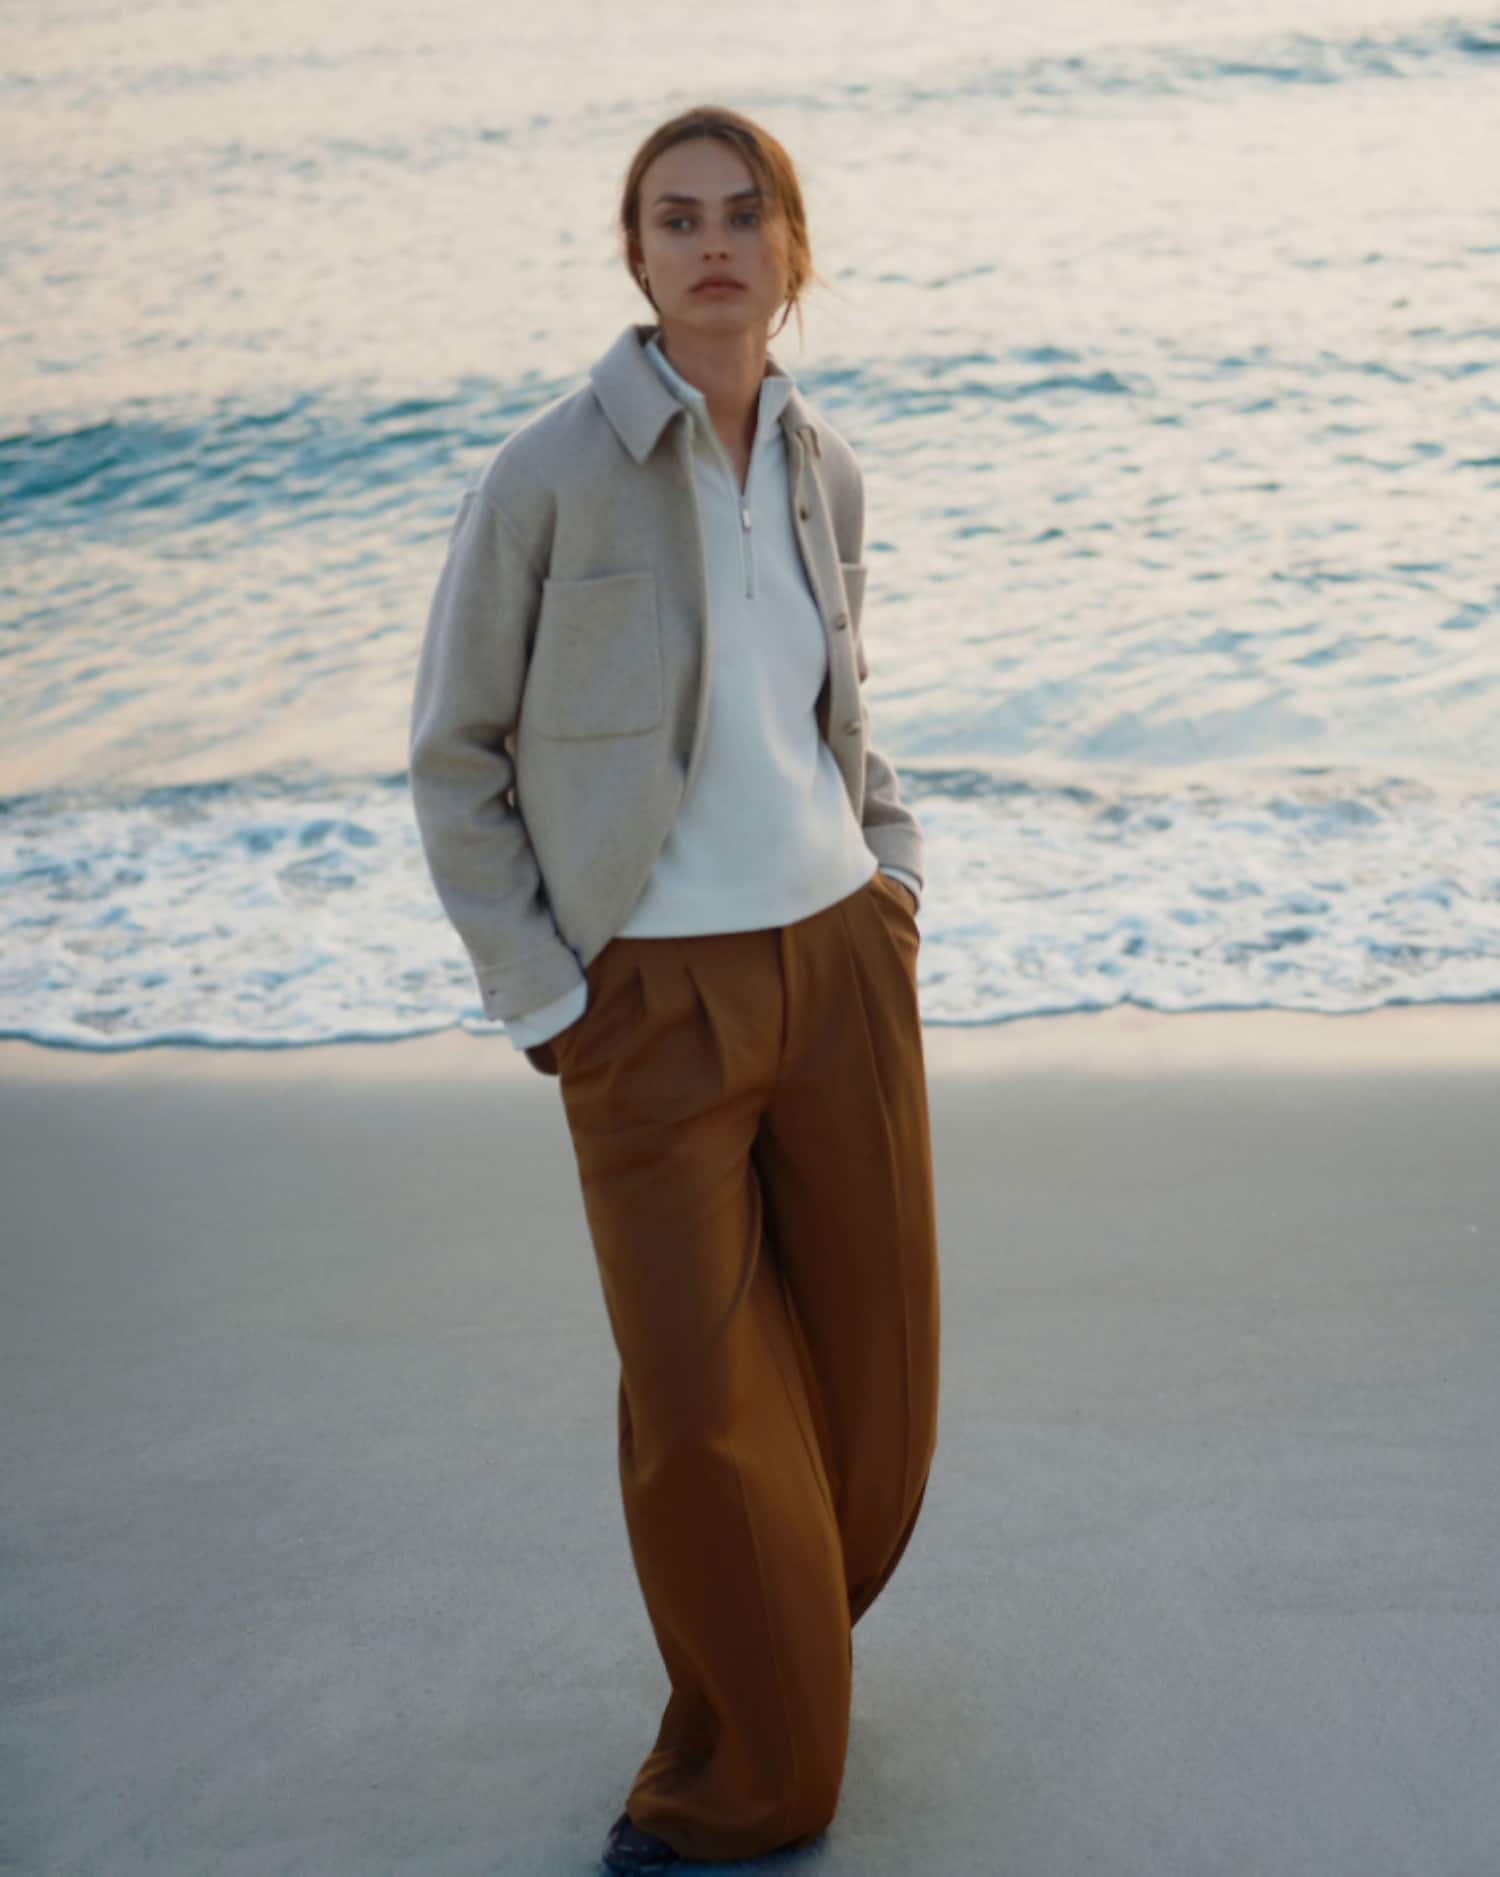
[619,104,819,342]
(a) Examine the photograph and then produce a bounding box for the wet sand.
[3,1007,1497,1875]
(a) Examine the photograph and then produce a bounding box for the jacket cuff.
[474,944,586,1026]
[503,981,589,1050]
[863,825,924,889]
[878,864,921,909]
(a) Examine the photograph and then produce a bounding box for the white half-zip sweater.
[505,336,918,1050]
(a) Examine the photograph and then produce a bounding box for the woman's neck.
[656,323,768,469]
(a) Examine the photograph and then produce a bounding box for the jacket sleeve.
[845,462,925,889]
[858,701,925,887]
[408,485,586,1022]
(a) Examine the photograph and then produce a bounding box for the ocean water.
[3,0,1498,1047]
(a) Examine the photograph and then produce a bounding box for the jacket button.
[832,611,848,630]
[798,505,811,521]
[844,719,861,736]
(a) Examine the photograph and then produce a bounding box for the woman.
[409,105,940,1873]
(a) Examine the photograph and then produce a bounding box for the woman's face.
[634,137,789,341]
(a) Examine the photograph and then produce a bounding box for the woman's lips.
[693,280,745,292]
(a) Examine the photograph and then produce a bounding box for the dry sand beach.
[3,1007,1498,1876]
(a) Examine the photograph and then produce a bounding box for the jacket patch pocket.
[527,570,663,740]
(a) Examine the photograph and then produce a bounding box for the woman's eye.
[658,211,759,232]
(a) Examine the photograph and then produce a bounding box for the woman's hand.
[524,1009,588,1077]
[524,1041,562,1075]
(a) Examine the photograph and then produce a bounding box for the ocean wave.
[8,13,1497,227]
[888,15,1500,111]
[16,316,1488,537]
[0,353,1155,536]
[0,383,567,539]
[3,764,1497,1049]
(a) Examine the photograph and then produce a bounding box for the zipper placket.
[725,429,755,599]
[703,405,756,596]
[738,490,754,598]
[702,403,758,593]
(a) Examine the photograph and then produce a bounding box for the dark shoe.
[601,1809,680,1872]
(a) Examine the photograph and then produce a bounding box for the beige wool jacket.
[408,321,924,1025]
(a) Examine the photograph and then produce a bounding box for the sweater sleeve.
[408,486,586,1022]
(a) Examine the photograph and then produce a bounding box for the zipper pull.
[740,503,751,531]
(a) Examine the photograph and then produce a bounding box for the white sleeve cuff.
[878,865,921,910]
[504,980,589,1050]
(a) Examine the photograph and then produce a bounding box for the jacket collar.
[590,322,821,464]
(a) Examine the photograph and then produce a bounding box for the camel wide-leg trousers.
[552,868,941,1862]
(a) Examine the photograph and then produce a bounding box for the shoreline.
[4,999,1500,1086]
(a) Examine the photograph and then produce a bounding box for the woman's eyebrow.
[651,188,762,207]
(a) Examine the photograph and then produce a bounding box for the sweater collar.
[643,331,793,446]
[590,322,821,465]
